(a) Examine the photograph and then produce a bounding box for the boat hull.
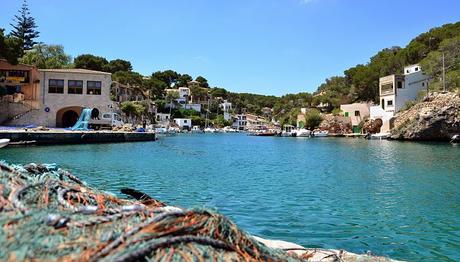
[0,139,10,148]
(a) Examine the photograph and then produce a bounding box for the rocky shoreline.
[390,92,460,141]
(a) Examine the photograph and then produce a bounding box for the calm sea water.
[1,134,459,261]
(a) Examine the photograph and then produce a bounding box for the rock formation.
[391,92,460,140]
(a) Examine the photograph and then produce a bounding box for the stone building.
[2,67,115,128]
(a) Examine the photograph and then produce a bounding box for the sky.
[1,0,459,96]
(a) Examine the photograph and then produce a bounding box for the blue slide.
[71,108,92,131]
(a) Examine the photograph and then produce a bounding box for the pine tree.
[10,0,39,53]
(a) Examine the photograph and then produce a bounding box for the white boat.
[191,126,203,133]
[0,138,10,148]
[450,134,460,144]
[296,128,311,137]
[204,127,217,133]
[154,127,168,134]
[369,132,391,140]
[281,125,296,137]
[222,126,237,133]
[313,130,329,137]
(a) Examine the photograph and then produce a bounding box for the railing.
[0,99,40,125]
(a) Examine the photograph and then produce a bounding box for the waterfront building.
[0,59,41,124]
[370,64,429,132]
[1,64,115,127]
[233,114,247,131]
[156,113,171,125]
[340,103,370,133]
[174,118,192,130]
[220,100,232,121]
[233,113,269,131]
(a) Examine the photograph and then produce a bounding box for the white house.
[165,87,202,112]
[370,64,429,132]
[220,100,232,121]
[156,113,171,125]
[232,114,247,130]
[174,118,192,130]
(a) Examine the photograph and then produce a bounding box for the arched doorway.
[62,110,79,128]
[91,108,100,119]
[56,106,83,127]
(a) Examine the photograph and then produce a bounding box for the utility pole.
[442,52,446,92]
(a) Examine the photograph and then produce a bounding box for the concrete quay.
[0,130,155,145]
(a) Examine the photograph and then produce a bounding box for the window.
[422,82,425,87]
[68,80,83,94]
[49,79,64,93]
[87,81,102,95]
[397,81,403,89]
[415,67,419,71]
[381,83,393,94]
[354,110,360,116]
[387,100,393,106]
[184,120,188,123]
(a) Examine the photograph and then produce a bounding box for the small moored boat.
[191,126,203,133]
[296,128,311,137]
[450,134,460,144]
[281,125,296,137]
[0,138,10,148]
[369,132,391,140]
[312,130,328,137]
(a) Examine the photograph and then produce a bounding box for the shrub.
[305,109,323,129]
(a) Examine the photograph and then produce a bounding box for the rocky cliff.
[391,92,460,141]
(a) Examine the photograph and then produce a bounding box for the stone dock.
[0,129,156,145]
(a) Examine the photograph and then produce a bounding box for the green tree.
[176,74,193,87]
[105,59,132,73]
[195,76,209,88]
[9,0,39,53]
[20,44,71,68]
[304,109,323,130]
[213,115,231,127]
[191,115,206,127]
[120,101,145,122]
[420,36,460,90]
[0,28,22,64]
[152,70,180,87]
[74,54,108,71]
[112,71,143,86]
[143,77,168,99]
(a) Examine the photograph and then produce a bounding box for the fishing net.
[0,161,309,261]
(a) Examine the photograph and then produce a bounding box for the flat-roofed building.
[3,68,115,128]
[370,64,429,132]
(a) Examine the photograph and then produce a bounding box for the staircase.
[0,101,40,126]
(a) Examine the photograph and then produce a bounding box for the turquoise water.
[1,134,459,261]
